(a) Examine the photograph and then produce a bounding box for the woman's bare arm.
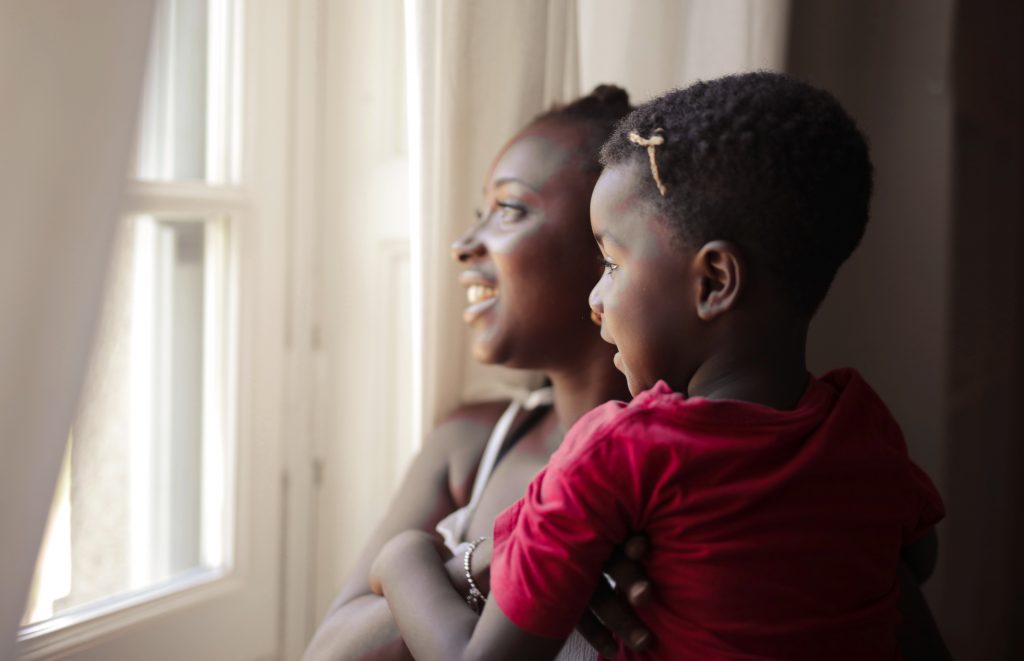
[303,403,505,661]
[373,531,564,661]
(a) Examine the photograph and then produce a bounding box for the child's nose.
[588,282,604,321]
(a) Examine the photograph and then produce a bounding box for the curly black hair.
[601,72,873,315]
[535,84,634,172]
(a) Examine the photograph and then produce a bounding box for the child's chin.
[624,372,644,397]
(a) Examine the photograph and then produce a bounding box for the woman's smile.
[466,284,498,305]
[459,269,500,323]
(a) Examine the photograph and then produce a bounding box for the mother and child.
[306,72,945,660]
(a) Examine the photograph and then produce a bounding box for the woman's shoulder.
[427,400,510,450]
[426,400,511,506]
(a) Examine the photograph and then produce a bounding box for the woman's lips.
[463,291,498,323]
[460,273,499,324]
[466,284,497,305]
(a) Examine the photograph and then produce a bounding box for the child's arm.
[371,530,565,661]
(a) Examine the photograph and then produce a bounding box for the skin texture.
[302,119,637,661]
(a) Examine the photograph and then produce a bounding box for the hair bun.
[554,84,633,120]
[588,84,630,110]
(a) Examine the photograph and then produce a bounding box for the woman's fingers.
[588,578,653,651]
[623,533,649,562]
[606,533,652,606]
[605,555,653,607]
[575,609,619,659]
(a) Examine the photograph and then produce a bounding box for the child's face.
[589,164,697,396]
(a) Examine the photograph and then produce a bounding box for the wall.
[941,1,1024,658]
[789,1,1024,658]
[788,0,953,496]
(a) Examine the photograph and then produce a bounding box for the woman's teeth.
[467,285,498,305]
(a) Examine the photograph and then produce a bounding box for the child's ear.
[694,240,743,321]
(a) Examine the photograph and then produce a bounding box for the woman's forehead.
[486,123,588,191]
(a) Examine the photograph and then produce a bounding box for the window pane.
[136,0,241,183]
[22,216,232,625]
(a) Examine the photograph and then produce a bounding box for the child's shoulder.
[560,382,686,457]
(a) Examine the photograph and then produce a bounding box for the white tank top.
[435,387,597,660]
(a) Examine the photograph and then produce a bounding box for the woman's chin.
[469,329,505,365]
[462,295,499,325]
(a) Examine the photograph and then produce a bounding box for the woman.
[303,86,648,661]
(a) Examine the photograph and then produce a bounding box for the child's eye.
[602,257,619,276]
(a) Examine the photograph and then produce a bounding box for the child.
[369,72,944,660]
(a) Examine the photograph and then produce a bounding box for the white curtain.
[0,1,154,655]
[579,0,790,103]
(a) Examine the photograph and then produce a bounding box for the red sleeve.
[490,402,640,639]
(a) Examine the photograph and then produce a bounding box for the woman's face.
[451,120,605,369]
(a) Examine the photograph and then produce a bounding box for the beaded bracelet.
[463,536,488,613]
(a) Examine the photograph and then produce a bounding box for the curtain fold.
[0,1,154,653]
[578,0,791,104]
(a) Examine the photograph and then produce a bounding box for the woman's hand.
[577,534,655,658]
[370,530,447,596]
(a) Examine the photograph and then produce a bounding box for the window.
[22,0,241,634]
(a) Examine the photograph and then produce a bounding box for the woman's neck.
[545,345,630,431]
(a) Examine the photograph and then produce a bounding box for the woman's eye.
[496,201,527,222]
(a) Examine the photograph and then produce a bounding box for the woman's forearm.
[304,550,472,661]
[377,533,480,661]
[303,593,412,661]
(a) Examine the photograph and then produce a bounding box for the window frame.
[15,0,306,657]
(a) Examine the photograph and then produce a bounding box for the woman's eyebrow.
[492,176,540,192]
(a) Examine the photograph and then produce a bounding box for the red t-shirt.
[491,369,944,660]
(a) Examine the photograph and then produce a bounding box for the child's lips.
[612,351,624,372]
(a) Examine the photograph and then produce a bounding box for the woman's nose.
[450,226,486,263]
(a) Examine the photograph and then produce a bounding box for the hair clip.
[628,129,667,196]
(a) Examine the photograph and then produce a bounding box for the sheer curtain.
[578,0,790,103]
[0,1,154,655]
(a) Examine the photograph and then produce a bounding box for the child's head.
[588,72,873,396]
